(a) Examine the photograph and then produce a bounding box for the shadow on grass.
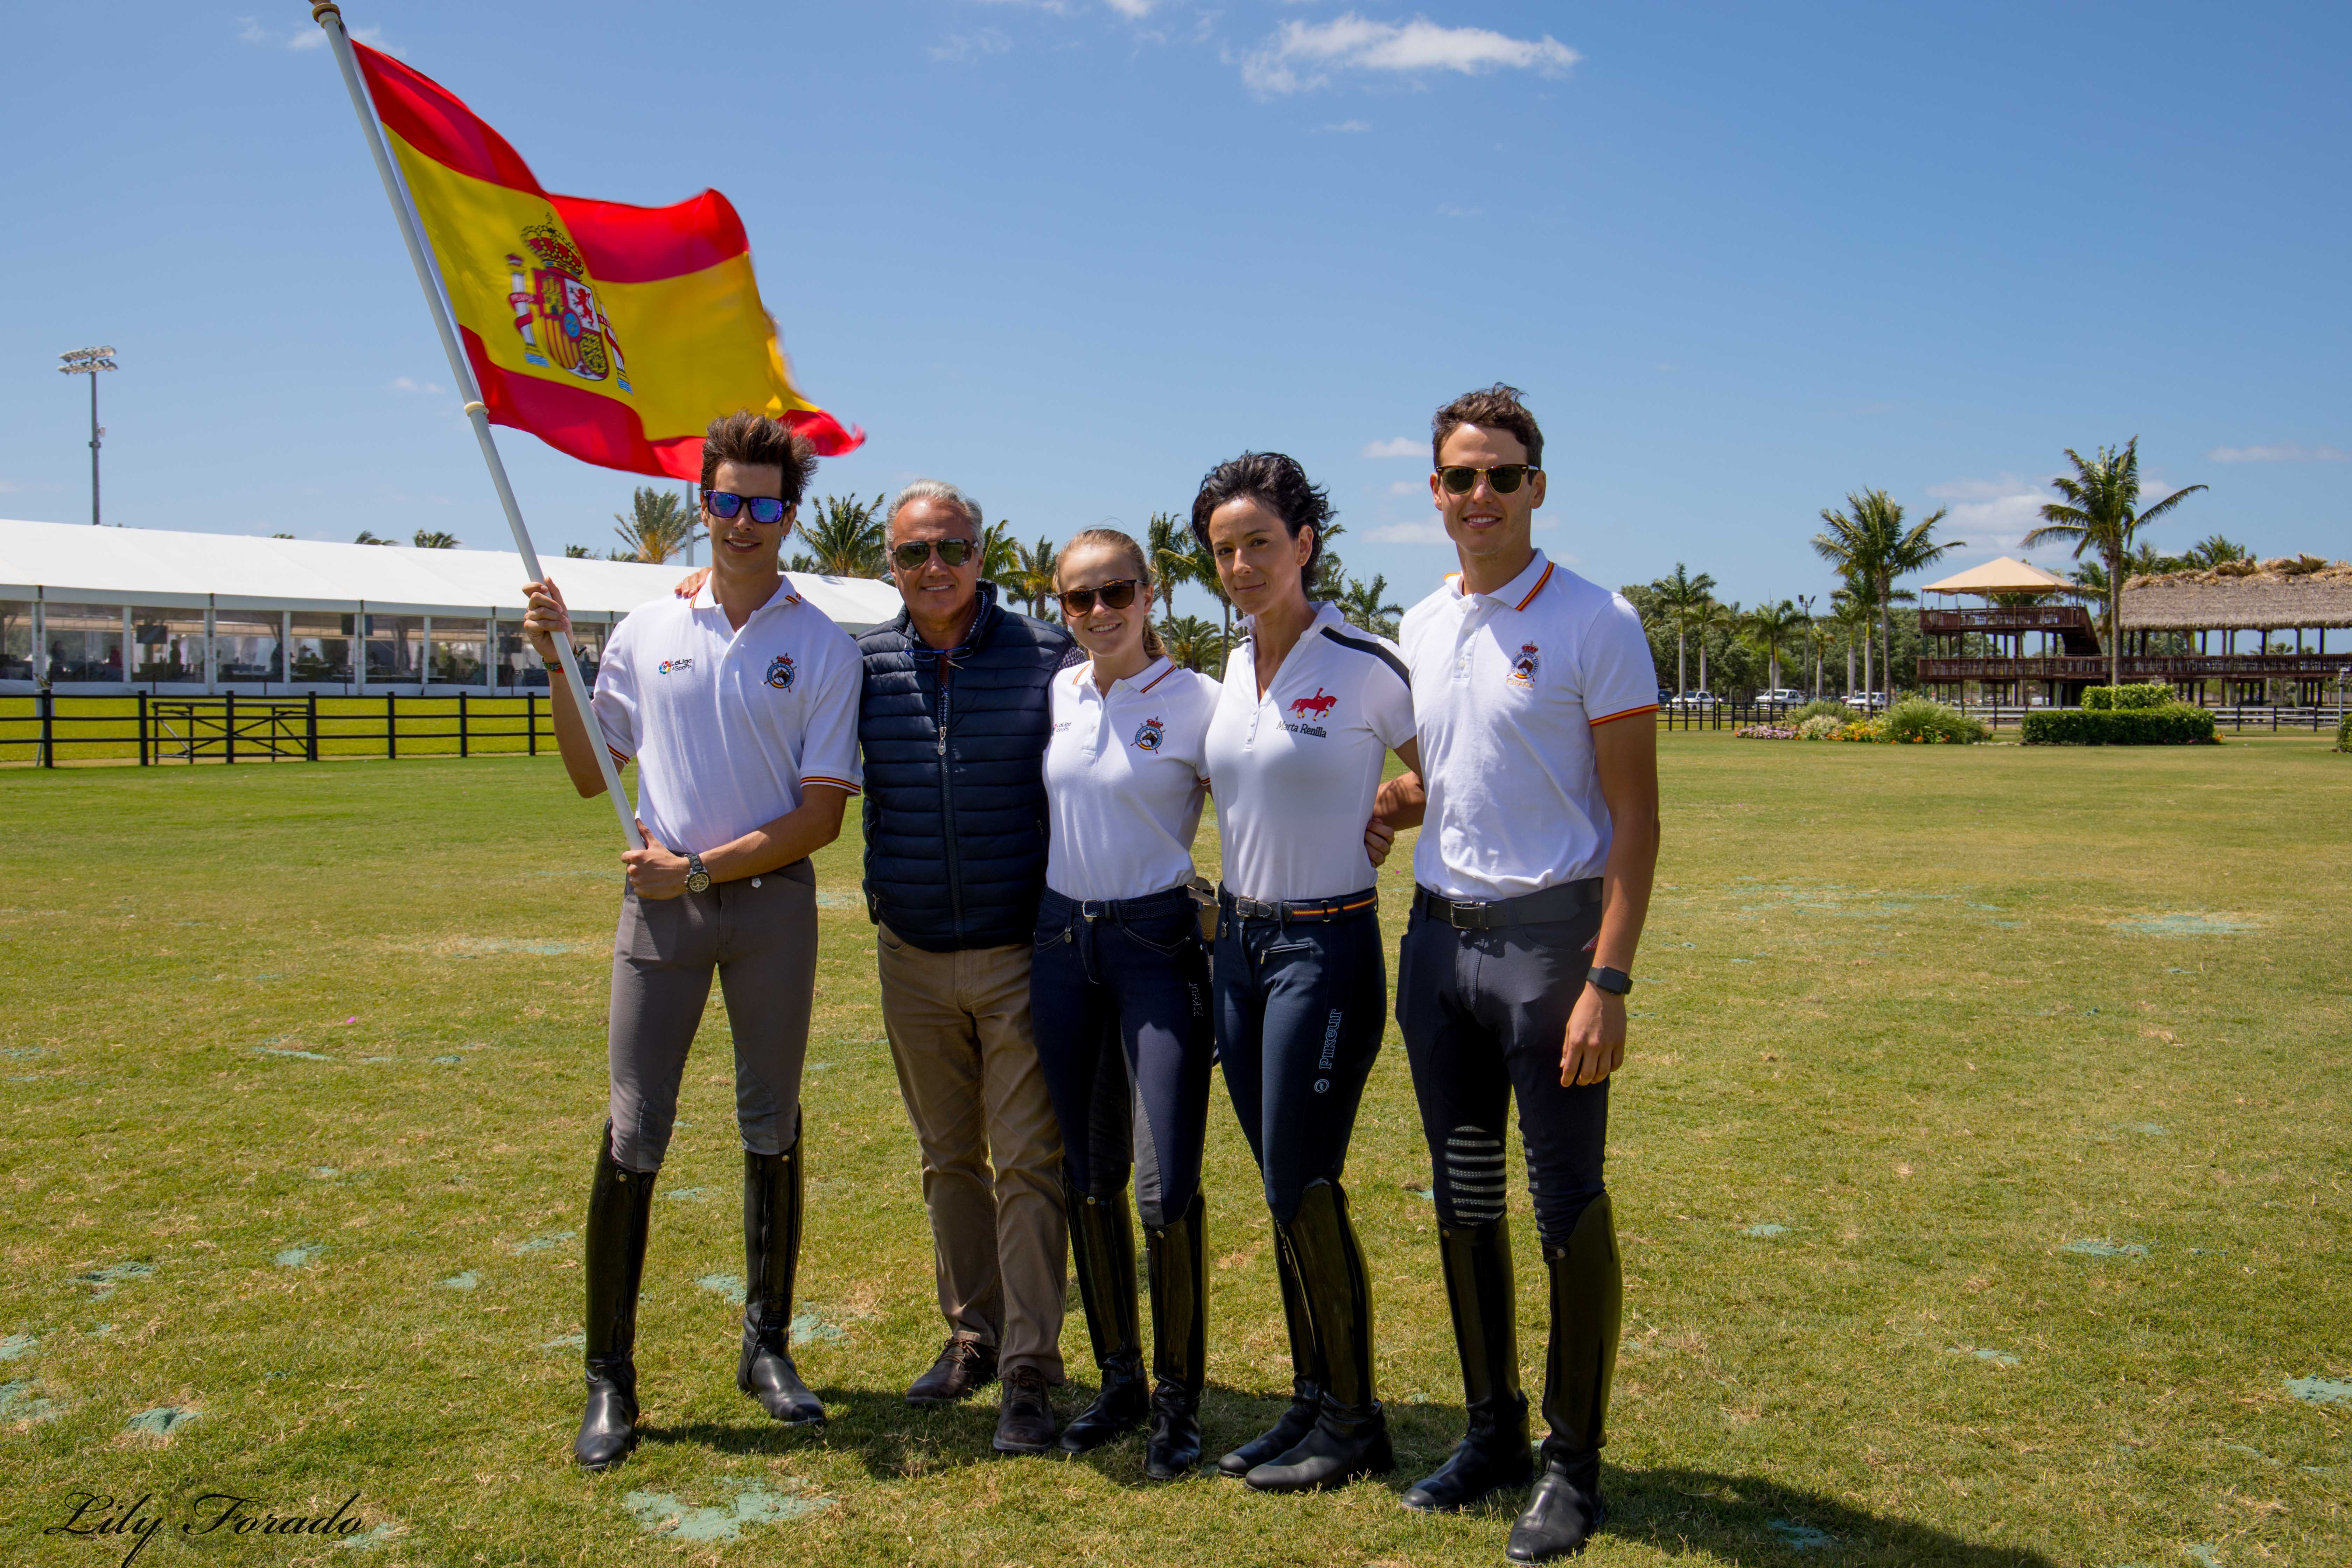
[1604,1465,2060,1567]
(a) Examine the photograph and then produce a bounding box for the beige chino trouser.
[876,924,1068,1381]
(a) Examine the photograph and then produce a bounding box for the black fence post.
[225,691,237,766]
[387,692,398,761]
[527,692,538,756]
[459,691,469,758]
[37,690,54,768]
[138,692,150,766]
[306,693,319,762]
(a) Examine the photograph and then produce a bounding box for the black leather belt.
[1414,878,1602,931]
[1219,887,1379,925]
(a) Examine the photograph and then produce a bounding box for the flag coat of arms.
[353,43,860,477]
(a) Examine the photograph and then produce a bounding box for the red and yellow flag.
[354,43,860,477]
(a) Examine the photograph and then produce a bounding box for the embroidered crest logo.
[1508,642,1540,688]
[1290,687,1338,721]
[765,654,797,691]
[657,657,693,676]
[506,218,631,392]
[1133,716,1166,751]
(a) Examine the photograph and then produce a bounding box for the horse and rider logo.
[1132,716,1166,751]
[1508,642,1541,687]
[765,654,797,691]
[1290,688,1338,721]
[506,218,631,393]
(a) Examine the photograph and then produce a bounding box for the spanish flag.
[353,43,860,477]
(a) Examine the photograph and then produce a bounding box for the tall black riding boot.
[575,1126,656,1470]
[1507,1194,1621,1562]
[1245,1180,1394,1491]
[1142,1187,1206,1480]
[1058,1178,1149,1452]
[1404,1214,1534,1512]
[740,1128,825,1426]
[1217,1225,1322,1476]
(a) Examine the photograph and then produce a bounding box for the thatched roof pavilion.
[2120,558,2352,631]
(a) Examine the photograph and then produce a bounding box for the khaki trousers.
[877,924,1067,1380]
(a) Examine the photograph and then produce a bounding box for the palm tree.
[353,530,396,546]
[1791,593,1820,696]
[1813,488,1961,700]
[1006,535,1060,618]
[1336,573,1404,639]
[1145,512,1200,628]
[2022,439,2206,687]
[791,492,888,578]
[2185,532,2249,569]
[1162,614,1225,673]
[612,486,699,564]
[1742,599,1802,691]
[562,543,593,559]
[412,529,460,549]
[1830,584,1874,696]
[1648,562,1716,695]
[1310,519,1349,601]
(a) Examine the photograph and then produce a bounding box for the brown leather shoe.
[905,1336,997,1406]
[993,1367,1057,1454]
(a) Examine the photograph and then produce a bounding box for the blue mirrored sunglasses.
[704,491,790,525]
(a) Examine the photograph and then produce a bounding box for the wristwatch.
[685,853,712,894]
[1586,965,1633,996]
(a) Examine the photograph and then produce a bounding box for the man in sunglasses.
[1371,385,1661,1559]
[523,410,864,1469]
[856,479,1077,1455]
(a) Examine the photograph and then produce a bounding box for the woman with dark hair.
[1030,527,1222,1479]
[1193,453,1421,1492]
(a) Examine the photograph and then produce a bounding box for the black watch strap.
[1587,965,1633,996]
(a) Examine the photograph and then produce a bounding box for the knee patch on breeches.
[1438,1125,1508,1226]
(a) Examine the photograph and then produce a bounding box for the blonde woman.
[1031,527,1222,1479]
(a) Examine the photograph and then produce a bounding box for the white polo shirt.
[1043,654,1220,902]
[1205,602,1417,904]
[1400,551,1658,901]
[590,578,863,855]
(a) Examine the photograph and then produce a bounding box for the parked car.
[1669,690,1720,708]
[1758,688,1808,707]
[1848,691,1890,712]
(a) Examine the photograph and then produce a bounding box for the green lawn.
[1,733,2346,1566]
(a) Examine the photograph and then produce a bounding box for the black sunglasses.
[891,538,978,571]
[1057,579,1141,616]
[1437,464,1536,495]
[704,491,790,524]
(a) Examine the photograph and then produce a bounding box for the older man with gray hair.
[858,479,1077,1454]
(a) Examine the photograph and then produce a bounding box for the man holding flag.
[522,412,864,1469]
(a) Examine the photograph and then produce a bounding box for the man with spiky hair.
[1374,384,1661,1560]
[523,410,864,1470]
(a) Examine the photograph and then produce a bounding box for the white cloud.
[931,29,1013,62]
[389,376,447,396]
[1320,119,1373,133]
[1385,479,1427,496]
[1923,476,2055,553]
[239,15,394,53]
[1361,437,1420,458]
[1242,14,1578,96]
[1101,0,1155,16]
[2207,442,2347,463]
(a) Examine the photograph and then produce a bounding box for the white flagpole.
[310,0,642,848]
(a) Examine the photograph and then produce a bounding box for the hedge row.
[2022,707,2219,745]
[2081,683,2178,711]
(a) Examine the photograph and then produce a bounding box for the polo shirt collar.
[1242,600,1345,643]
[1455,550,1552,611]
[691,576,799,617]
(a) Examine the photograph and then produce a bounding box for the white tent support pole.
[313,1,638,846]
[205,602,218,694]
[420,614,432,691]
[124,606,135,690]
[282,610,293,689]
[356,606,368,696]
[31,595,43,686]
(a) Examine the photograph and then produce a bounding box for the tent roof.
[0,517,903,630]
[1919,556,2073,596]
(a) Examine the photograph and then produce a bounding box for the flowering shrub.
[1790,699,1862,726]
[1735,723,1802,739]
[1797,714,1843,740]
[1881,698,1991,744]
[1830,719,1886,742]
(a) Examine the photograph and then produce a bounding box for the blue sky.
[3,2,2345,618]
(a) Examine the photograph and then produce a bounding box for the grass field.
[2,733,2346,1567]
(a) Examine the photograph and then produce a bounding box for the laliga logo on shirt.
[1132,716,1167,751]
[658,657,694,676]
[1508,642,1541,687]
[765,653,797,691]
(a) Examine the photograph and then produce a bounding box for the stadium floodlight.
[58,345,119,525]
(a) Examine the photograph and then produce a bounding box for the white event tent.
[0,517,903,695]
